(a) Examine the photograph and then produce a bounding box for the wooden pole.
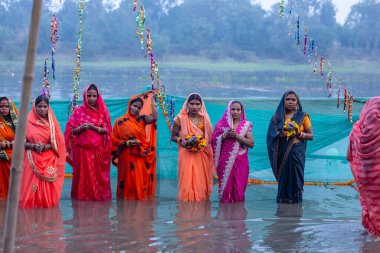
[2,1,42,252]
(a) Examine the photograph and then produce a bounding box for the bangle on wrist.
[126,140,130,147]
[176,137,182,143]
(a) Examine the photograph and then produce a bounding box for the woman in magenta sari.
[65,84,112,200]
[212,101,254,203]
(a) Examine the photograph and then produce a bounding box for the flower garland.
[133,0,138,11]
[70,0,84,114]
[42,58,50,99]
[283,119,299,140]
[184,135,207,152]
[136,5,145,50]
[326,62,332,97]
[50,14,59,80]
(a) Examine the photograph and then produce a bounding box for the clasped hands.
[222,129,241,141]
[32,142,51,153]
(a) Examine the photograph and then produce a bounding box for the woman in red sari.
[0,97,18,199]
[65,84,112,200]
[112,91,158,200]
[19,95,66,208]
[347,97,380,237]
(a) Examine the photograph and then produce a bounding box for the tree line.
[0,0,379,62]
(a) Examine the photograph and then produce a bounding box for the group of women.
[0,85,379,237]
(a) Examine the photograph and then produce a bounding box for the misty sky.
[254,0,361,24]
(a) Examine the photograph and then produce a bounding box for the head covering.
[348,97,380,236]
[267,91,306,181]
[64,84,112,165]
[177,93,213,142]
[0,97,18,161]
[0,97,18,127]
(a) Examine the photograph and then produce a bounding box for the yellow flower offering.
[185,135,207,152]
[282,119,300,140]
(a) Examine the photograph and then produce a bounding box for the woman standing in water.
[212,101,254,203]
[267,91,313,203]
[171,93,214,201]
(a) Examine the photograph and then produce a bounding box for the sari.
[267,91,311,203]
[19,100,66,208]
[175,93,214,201]
[111,91,157,200]
[348,97,380,236]
[212,101,252,202]
[65,85,112,200]
[0,98,18,199]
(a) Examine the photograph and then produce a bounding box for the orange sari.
[174,93,214,201]
[19,101,66,208]
[111,91,157,200]
[0,98,18,199]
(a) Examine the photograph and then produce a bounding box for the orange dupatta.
[19,100,66,208]
[175,93,214,201]
[0,98,18,199]
[111,91,157,200]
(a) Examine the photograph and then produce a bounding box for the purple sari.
[212,101,252,203]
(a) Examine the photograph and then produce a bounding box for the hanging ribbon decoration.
[343,87,349,112]
[326,62,332,97]
[303,27,308,55]
[136,5,146,50]
[288,5,293,36]
[320,55,324,78]
[70,0,84,114]
[50,14,59,80]
[133,0,138,12]
[308,38,314,64]
[42,58,50,99]
[348,95,353,122]
[296,16,300,46]
[279,0,285,18]
[337,80,341,108]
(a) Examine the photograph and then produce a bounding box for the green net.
[16,96,365,183]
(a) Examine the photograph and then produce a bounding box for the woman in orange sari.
[171,93,214,201]
[111,91,158,200]
[0,97,18,199]
[19,95,66,208]
[65,84,112,200]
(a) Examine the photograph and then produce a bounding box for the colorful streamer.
[136,5,146,50]
[320,55,324,78]
[337,80,341,108]
[326,62,332,97]
[70,0,84,114]
[288,5,293,36]
[42,58,50,99]
[303,27,308,55]
[296,16,300,46]
[146,28,152,56]
[50,14,59,80]
[133,0,137,11]
[348,95,353,122]
[279,0,285,18]
[343,87,349,112]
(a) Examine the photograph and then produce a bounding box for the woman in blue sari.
[267,91,313,203]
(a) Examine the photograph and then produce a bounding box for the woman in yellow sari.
[0,97,18,199]
[171,93,214,201]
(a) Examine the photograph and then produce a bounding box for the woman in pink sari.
[347,97,380,236]
[19,95,66,208]
[171,93,214,201]
[212,101,254,203]
[65,84,112,200]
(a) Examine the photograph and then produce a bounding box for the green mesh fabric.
[16,97,365,183]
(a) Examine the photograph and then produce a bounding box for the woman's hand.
[226,129,238,139]
[128,139,140,146]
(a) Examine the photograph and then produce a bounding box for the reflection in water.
[264,203,303,252]
[64,200,112,252]
[174,201,214,252]
[111,200,158,252]
[16,206,65,252]
[214,202,252,253]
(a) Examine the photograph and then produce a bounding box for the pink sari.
[19,101,66,208]
[348,97,380,236]
[212,101,252,203]
[175,93,214,201]
[65,85,112,200]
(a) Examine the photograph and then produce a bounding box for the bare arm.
[237,131,254,148]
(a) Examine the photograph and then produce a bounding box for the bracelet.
[176,137,182,143]
[126,140,130,147]
[299,132,305,139]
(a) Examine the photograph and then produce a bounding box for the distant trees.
[0,0,377,61]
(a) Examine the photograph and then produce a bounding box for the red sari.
[348,97,380,236]
[0,98,18,199]
[111,91,157,200]
[65,85,112,200]
[19,101,66,208]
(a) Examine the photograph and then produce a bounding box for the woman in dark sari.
[267,91,313,203]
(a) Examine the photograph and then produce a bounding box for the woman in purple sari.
[212,101,254,203]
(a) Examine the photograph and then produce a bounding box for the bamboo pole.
[2,1,42,252]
